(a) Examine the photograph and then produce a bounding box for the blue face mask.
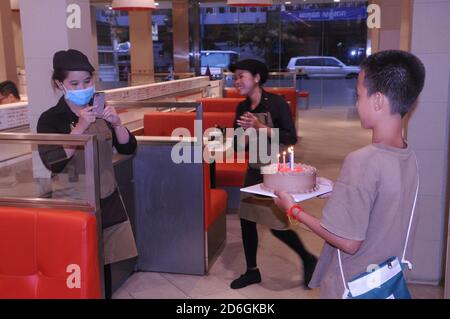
[64,85,95,106]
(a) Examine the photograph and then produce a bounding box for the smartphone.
[93,92,106,117]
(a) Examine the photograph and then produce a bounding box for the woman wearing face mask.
[37,49,138,299]
[229,59,317,290]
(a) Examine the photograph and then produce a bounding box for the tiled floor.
[113,107,444,299]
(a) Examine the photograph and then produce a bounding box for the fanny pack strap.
[401,158,419,270]
[337,156,419,295]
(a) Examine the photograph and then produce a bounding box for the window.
[197,0,368,107]
[310,59,324,66]
[324,59,341,67]
[295,59,308,66]
[201,52,238,68]
[95,5,174,80]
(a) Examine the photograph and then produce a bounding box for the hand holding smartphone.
[92,92,106,117]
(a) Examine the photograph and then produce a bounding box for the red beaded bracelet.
[288,205,304,224]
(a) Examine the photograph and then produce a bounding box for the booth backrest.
[144,112,196,136]
[203,163,227,230]
[197,98,245,113]
[224,88,242,99]
[144,112,236,137]
[0,206,101,299]
[204,112,235,130]
[224,87,297,118]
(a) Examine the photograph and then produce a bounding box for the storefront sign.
[282,7,367,22]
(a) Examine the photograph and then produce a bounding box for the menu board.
[0,103,29,130]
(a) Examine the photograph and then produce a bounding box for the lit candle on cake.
[289,147,294,171]
[282,151,286,169]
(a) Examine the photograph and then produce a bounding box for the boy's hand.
[317,177,334,199]
[274,191,295,212]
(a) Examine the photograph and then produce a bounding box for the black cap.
[53,49,95,72]
[229,59,269,84]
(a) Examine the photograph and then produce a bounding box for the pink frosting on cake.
[261,163,317,194]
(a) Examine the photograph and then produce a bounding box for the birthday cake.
[261,163,318,194]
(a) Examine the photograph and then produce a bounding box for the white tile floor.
[113,107,444,299]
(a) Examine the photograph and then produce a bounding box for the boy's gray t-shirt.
[309,143,419,298]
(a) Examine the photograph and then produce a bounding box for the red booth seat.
[143,112,248,188]
[203,163,227,230]
[224,87,297,119]
[143,113,228,230]
[197,97,245,113]
[215,162,247,187]
[144,112,236,137]
[0,206,101,299]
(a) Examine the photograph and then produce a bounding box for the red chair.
[203,112,235,131]
[144,112,248,188]
[144,112,236,136]
[203,163,227,231]
[197,97,244,113]
[0,206,101,299]
[215,161,247,187]
[203,161,227,263]
[144,112,196,136]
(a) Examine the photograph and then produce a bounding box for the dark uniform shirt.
[233,89,297,146]
[37,96,137,174]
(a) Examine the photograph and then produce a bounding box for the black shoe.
[230,269,261,289]
[303,255,318,289]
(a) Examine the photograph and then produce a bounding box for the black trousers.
[240,218,311,269]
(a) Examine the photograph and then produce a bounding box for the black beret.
[53,49,95,72]
[229,59,269,84]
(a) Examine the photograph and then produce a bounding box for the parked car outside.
[287,56,360,79]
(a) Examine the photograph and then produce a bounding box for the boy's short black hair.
[360,50,425,117]
[0,80,20,100]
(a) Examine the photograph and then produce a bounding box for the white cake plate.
[240,179,333,203]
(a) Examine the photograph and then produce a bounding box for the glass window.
[310,58,324,66]
[295,59,308,66]
[324,58,341,67]
[95,5,174,81]
[198,0,368,108]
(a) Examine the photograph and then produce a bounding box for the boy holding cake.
[274,50,425,298]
